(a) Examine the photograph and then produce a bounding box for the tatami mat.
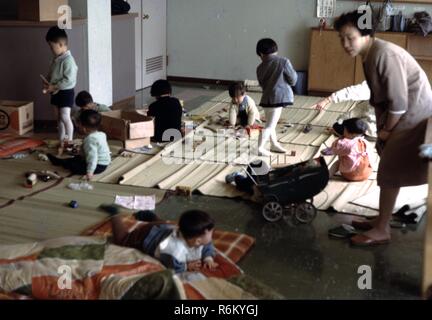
[0,178,166,244]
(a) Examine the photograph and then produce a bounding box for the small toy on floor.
[58,138,80,157]
[120,151,135,158]
[38,153,49,162]
[175,186,192,198]
[303,124,312,134]
[24,173,38,188]
[68,181,94,191]
[24,170,61,183]
[69,200,79,209]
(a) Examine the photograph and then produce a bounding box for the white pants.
[56,107,74,142]
[259,107,282,149]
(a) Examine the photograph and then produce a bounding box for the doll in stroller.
[226,157,329,223]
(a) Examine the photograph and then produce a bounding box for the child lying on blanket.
[108,209,219,273]
[321,117,372,182]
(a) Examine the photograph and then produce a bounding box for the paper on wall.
[317,0,336,18]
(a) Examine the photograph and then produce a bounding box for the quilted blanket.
[0,218,282,300]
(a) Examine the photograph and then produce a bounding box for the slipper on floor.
[393,204,411,218]
[328,224,358,239]
[350,234,390,247]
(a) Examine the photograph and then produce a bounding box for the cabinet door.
[354,33,407,84]
[407,35,432,84]
[128,0,143,90]
[308,29,356,93]
[141,0,167,88]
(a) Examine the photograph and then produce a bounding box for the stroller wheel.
[295,202,317,224]
[262,201,284,222]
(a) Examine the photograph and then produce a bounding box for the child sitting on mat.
[147,79,183,143]
[228,82,260,128]
[321,118,372,181]
[47,109,111,180]
[106,208,218,273]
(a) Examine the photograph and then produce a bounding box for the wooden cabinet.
[308,30,356,93]
[308,29,432,95]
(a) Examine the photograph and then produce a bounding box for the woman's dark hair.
[334,11,375,36]
[75,91,94,107]
[150,79,172,97]
[79,109,102,130]
[228,82,246,98]
[343,117,368,135]
[256,38,278,56]
[46,26,68,44]
[178,210,215,239]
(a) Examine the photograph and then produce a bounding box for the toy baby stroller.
[246,157,329,224]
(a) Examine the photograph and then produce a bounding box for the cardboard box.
[124,137,151,150]
[0,101,34,136]
[18,0,68,21]
[100,110,154,141]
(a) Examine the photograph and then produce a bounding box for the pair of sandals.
[328,205,413,247]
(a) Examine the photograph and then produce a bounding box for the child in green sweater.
[73,91,111,124]
[43,26,78,147]
[47,110,111,180]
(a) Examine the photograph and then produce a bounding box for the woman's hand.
[312,97,331,111]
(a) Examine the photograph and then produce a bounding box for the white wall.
[166,0,432,81]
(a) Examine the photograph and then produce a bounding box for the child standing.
[73,90,111,123]
[44,26,78,147]
[109,209,219,273]
[47,110,111,180]
[147,80,183,143]
[321,118,372,181]
[256,38,298,156]
[228,82,260,128]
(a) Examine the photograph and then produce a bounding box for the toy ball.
[69,200,78,209]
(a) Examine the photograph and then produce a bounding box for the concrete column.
[86,0,113,106]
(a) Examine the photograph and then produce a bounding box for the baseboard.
[167,76,236,87]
